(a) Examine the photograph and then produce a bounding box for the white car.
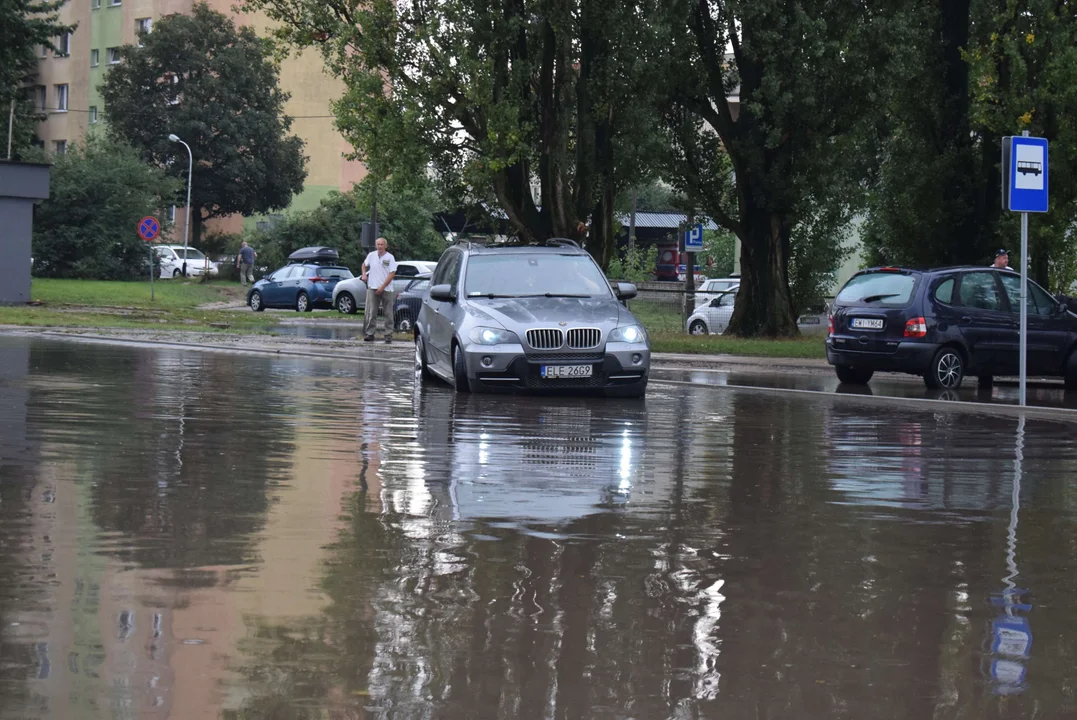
[687,290,737,335]
[155,245,219,279]
[332,260,436,314]
[694,276,740,307]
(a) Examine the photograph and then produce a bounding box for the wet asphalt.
[1,334,1076,718]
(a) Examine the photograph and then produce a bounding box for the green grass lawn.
[26,277,240,310]
[0,279,825,358]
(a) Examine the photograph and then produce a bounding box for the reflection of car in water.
[407,388,647,525]
[1017,160,1042,176]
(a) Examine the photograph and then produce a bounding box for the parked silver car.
[414,240,650,397]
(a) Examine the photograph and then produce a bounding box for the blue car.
[248,258,354,313]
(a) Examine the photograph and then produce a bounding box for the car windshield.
[836,271,918,305]
[182,249,206,260]
[464,253,612,298]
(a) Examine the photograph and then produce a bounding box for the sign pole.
[150,244,155,301]
[1019,211,1028,406]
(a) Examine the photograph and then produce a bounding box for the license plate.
[541,365,593,379]
[851,318,884,330]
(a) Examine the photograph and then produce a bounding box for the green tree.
[99,2,306,247]
[0,0,73,159]
[699,230,735,279]
[607,245,659,283]
[244,0,667,268]
[249,174,449,275]
[31,134,180,279]
[658,0,907,336]
[865,0,1077,292]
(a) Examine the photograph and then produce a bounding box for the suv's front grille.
[527,328,564,350]
[528,352,605,362]
[566,328,601,349]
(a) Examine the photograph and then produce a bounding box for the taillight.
[827,314,834,335]
[311,276,325,283]
[904,316,927,338]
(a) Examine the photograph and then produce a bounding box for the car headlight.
[609,325,646,343]
[469,327,520,345]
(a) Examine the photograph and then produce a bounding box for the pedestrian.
[992,249,1014,271]
[361,237,398,343]
[237,241,257,286]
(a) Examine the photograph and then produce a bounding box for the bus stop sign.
[1003,136,1049,213]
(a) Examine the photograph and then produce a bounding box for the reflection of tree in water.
[29,344,296,573]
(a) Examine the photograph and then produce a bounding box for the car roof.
[856,265,1011,276]
[456,239,586,255]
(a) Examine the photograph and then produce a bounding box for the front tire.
[924,347,965,390]
[172,269,181,278]
[689,319,708,336]
[296,291,311,313]
[1065,351,1077,392]
[249,291,264,312]
[452,344,471,393]
[835,365,874,385]
[336,292,357,315]
[415,333,432,383]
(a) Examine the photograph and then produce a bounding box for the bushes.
[32,135,180,280]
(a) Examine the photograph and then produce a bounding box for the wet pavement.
[2,335,1077,718]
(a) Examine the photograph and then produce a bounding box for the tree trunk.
[725,209,798,337]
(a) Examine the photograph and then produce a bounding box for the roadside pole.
[683,221,704,326]
[1002,132,1048,408]
[138,216,162,301]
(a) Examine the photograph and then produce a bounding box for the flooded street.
[3,335,1077,718]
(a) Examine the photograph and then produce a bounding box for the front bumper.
[463,343,650,391]
[826,338,937,374]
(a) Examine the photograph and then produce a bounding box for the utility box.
[0,161,50,305]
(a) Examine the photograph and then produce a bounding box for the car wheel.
[689,319,708,335]
[296,291,311,313]
[452,343,471,393]
[925,347,965,390]
[249,291,264,312]
[336,292,357,315]
[172,269,181,278]
[1065,351,1077,392]
[415,333,432,382]
[834,365,874,385]
[396,311,413,333]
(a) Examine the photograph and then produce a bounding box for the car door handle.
[960,316,973,324]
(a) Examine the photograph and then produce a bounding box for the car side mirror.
[430,284,456,302]
[616,282,638,300]
[1060,300,1069,315]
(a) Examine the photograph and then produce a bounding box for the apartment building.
[34,0,366,237]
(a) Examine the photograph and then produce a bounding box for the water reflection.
[2,336,1077,718]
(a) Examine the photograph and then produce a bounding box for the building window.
[54,141,67,155]
[109,0,121,5]
[107,47,121,64]
[136,18,152,43]
[89,106,98,124]
[168,205,176,223]
[36,86,47,113]
[90,49,100,67]
[56,33,71,56]
[92,0,100,7]
[54,84,68,112]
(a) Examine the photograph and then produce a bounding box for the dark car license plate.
[851,318,884,330]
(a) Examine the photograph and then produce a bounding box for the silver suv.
[414,240,650,397]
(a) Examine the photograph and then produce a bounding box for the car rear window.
[836,271,919,306]
[316,267,353,279]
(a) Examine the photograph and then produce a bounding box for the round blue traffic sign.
[138,216,161,241]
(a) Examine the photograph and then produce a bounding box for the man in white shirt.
[361,237,398,343]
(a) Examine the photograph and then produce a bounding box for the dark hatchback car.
[393,276,431,332]
[248,247,353,313]
[827,267,1077,390]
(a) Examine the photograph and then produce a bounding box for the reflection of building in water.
[3,348,365,718]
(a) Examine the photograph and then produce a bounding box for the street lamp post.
[168,134,193,277]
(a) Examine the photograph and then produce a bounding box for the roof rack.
[545,238,581,248]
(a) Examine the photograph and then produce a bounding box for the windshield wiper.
[469,293,524,299]
[860,293,901,303]
[516,293,593,299]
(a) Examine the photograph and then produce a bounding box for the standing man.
[237,241,257,286]
[992,249,1014,271]
[361,237,398,343]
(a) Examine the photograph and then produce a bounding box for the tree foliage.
[244,0,668,268]
[0,0,73,159]
[248,174,449,275]
[657,0,907,336]
[31,135,180,279]
[865,0,1077,293]
[607,245,659,284]
[99,2,306,245]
